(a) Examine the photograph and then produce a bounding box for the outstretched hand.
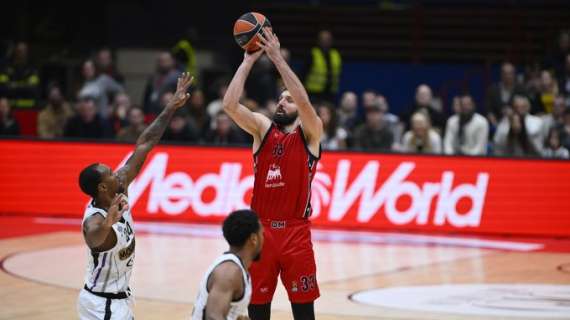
[168,72,194,109]
[256,27,281,62]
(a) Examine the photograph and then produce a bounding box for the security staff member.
[303,30,342,103]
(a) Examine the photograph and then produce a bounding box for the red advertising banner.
[1,140,569,236]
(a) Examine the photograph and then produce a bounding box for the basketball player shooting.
[76,72,193,320]
[192,209,263,320]
[223,28,323,320]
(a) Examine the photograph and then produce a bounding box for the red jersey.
[251,124,320,220]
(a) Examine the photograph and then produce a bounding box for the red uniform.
[249,123,320,304]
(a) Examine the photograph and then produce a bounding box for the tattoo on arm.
[136,107,176,148]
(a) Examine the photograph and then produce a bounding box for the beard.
[273,110,298,126]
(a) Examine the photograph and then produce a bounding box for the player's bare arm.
[204,262,247,320]
[83,194,128,250]
[223,51,271,146]
[116,72,194,187]
[257,28,323,146]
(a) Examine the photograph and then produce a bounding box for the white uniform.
[77,200,136,320]
[191,253,252,320]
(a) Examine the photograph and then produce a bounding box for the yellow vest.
[305,47,342,93]
[172,40,197,78]
[0,70,39,108]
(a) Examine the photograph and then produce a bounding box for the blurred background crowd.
[1,0,569,159]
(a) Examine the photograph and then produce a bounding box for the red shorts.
[249,219,320,304]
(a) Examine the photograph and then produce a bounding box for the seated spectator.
[205,111,246,145]
[376,95,403,144]
[337,91,360,134]
[108,92,132,134]
[78,59,124,117]
[317,102,347,150]
[361,89,377,110]
[451,96,461,114]
[64,97,107,139]
[143,52,181,114]
[484,62,527,126]
[493,95,544,157]
[403,84,446,133]
[523,62,542,97]
[443,94,489,155]
[532,70,559,114]
[558,54,570,98]
[37,85,74,139]
[0,42,40,108]
[94,47,124,83]
[352,105,393,151]
[0,96,20,135]
[163,109,198,143]
[207,81,228,118]
[542,127,569,159]
[188,89,211,140]
[117,107,146,143]
[559,108,570,151]
[401,112,442,154]
[541,94,567,137]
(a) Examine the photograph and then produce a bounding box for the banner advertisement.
[1,140,569,236]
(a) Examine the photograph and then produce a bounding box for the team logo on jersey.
[265,164,285,188]
[291,281,298,293]
[272,143,284,157]
[118,237,136,260]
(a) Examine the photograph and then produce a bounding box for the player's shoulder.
[209,260,243,289]
[83,203,107,221]
[253,112,272,128]
[214,259,243,275]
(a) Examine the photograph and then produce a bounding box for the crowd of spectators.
[1,29,569,160]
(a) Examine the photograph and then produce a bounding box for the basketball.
[233,12,272,53]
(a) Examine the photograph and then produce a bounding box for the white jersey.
[82,200,135,294]
[192,253,252,320]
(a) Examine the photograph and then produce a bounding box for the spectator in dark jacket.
[163,108,199,143]
[352,104,393,151]
[484,62,527,126]
[403,84,446,133]
[205,111,246,145]
[143,52,181,115]
[64,97,108,139]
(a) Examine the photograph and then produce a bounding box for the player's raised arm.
[117,72,193,186]
[222,51,271,140]
[257,28,323,143]
[203,262,245,320]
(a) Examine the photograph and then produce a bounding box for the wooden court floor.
[1,218,569,320]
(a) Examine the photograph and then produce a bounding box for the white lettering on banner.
[328,160,490,227]
[127,153,253,215]
[123,153,489,228]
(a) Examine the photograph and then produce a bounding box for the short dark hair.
[222,209,260,247]
[79,163,102,198]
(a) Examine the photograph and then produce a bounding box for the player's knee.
[248,303,271,320]
[291,302,315,320]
